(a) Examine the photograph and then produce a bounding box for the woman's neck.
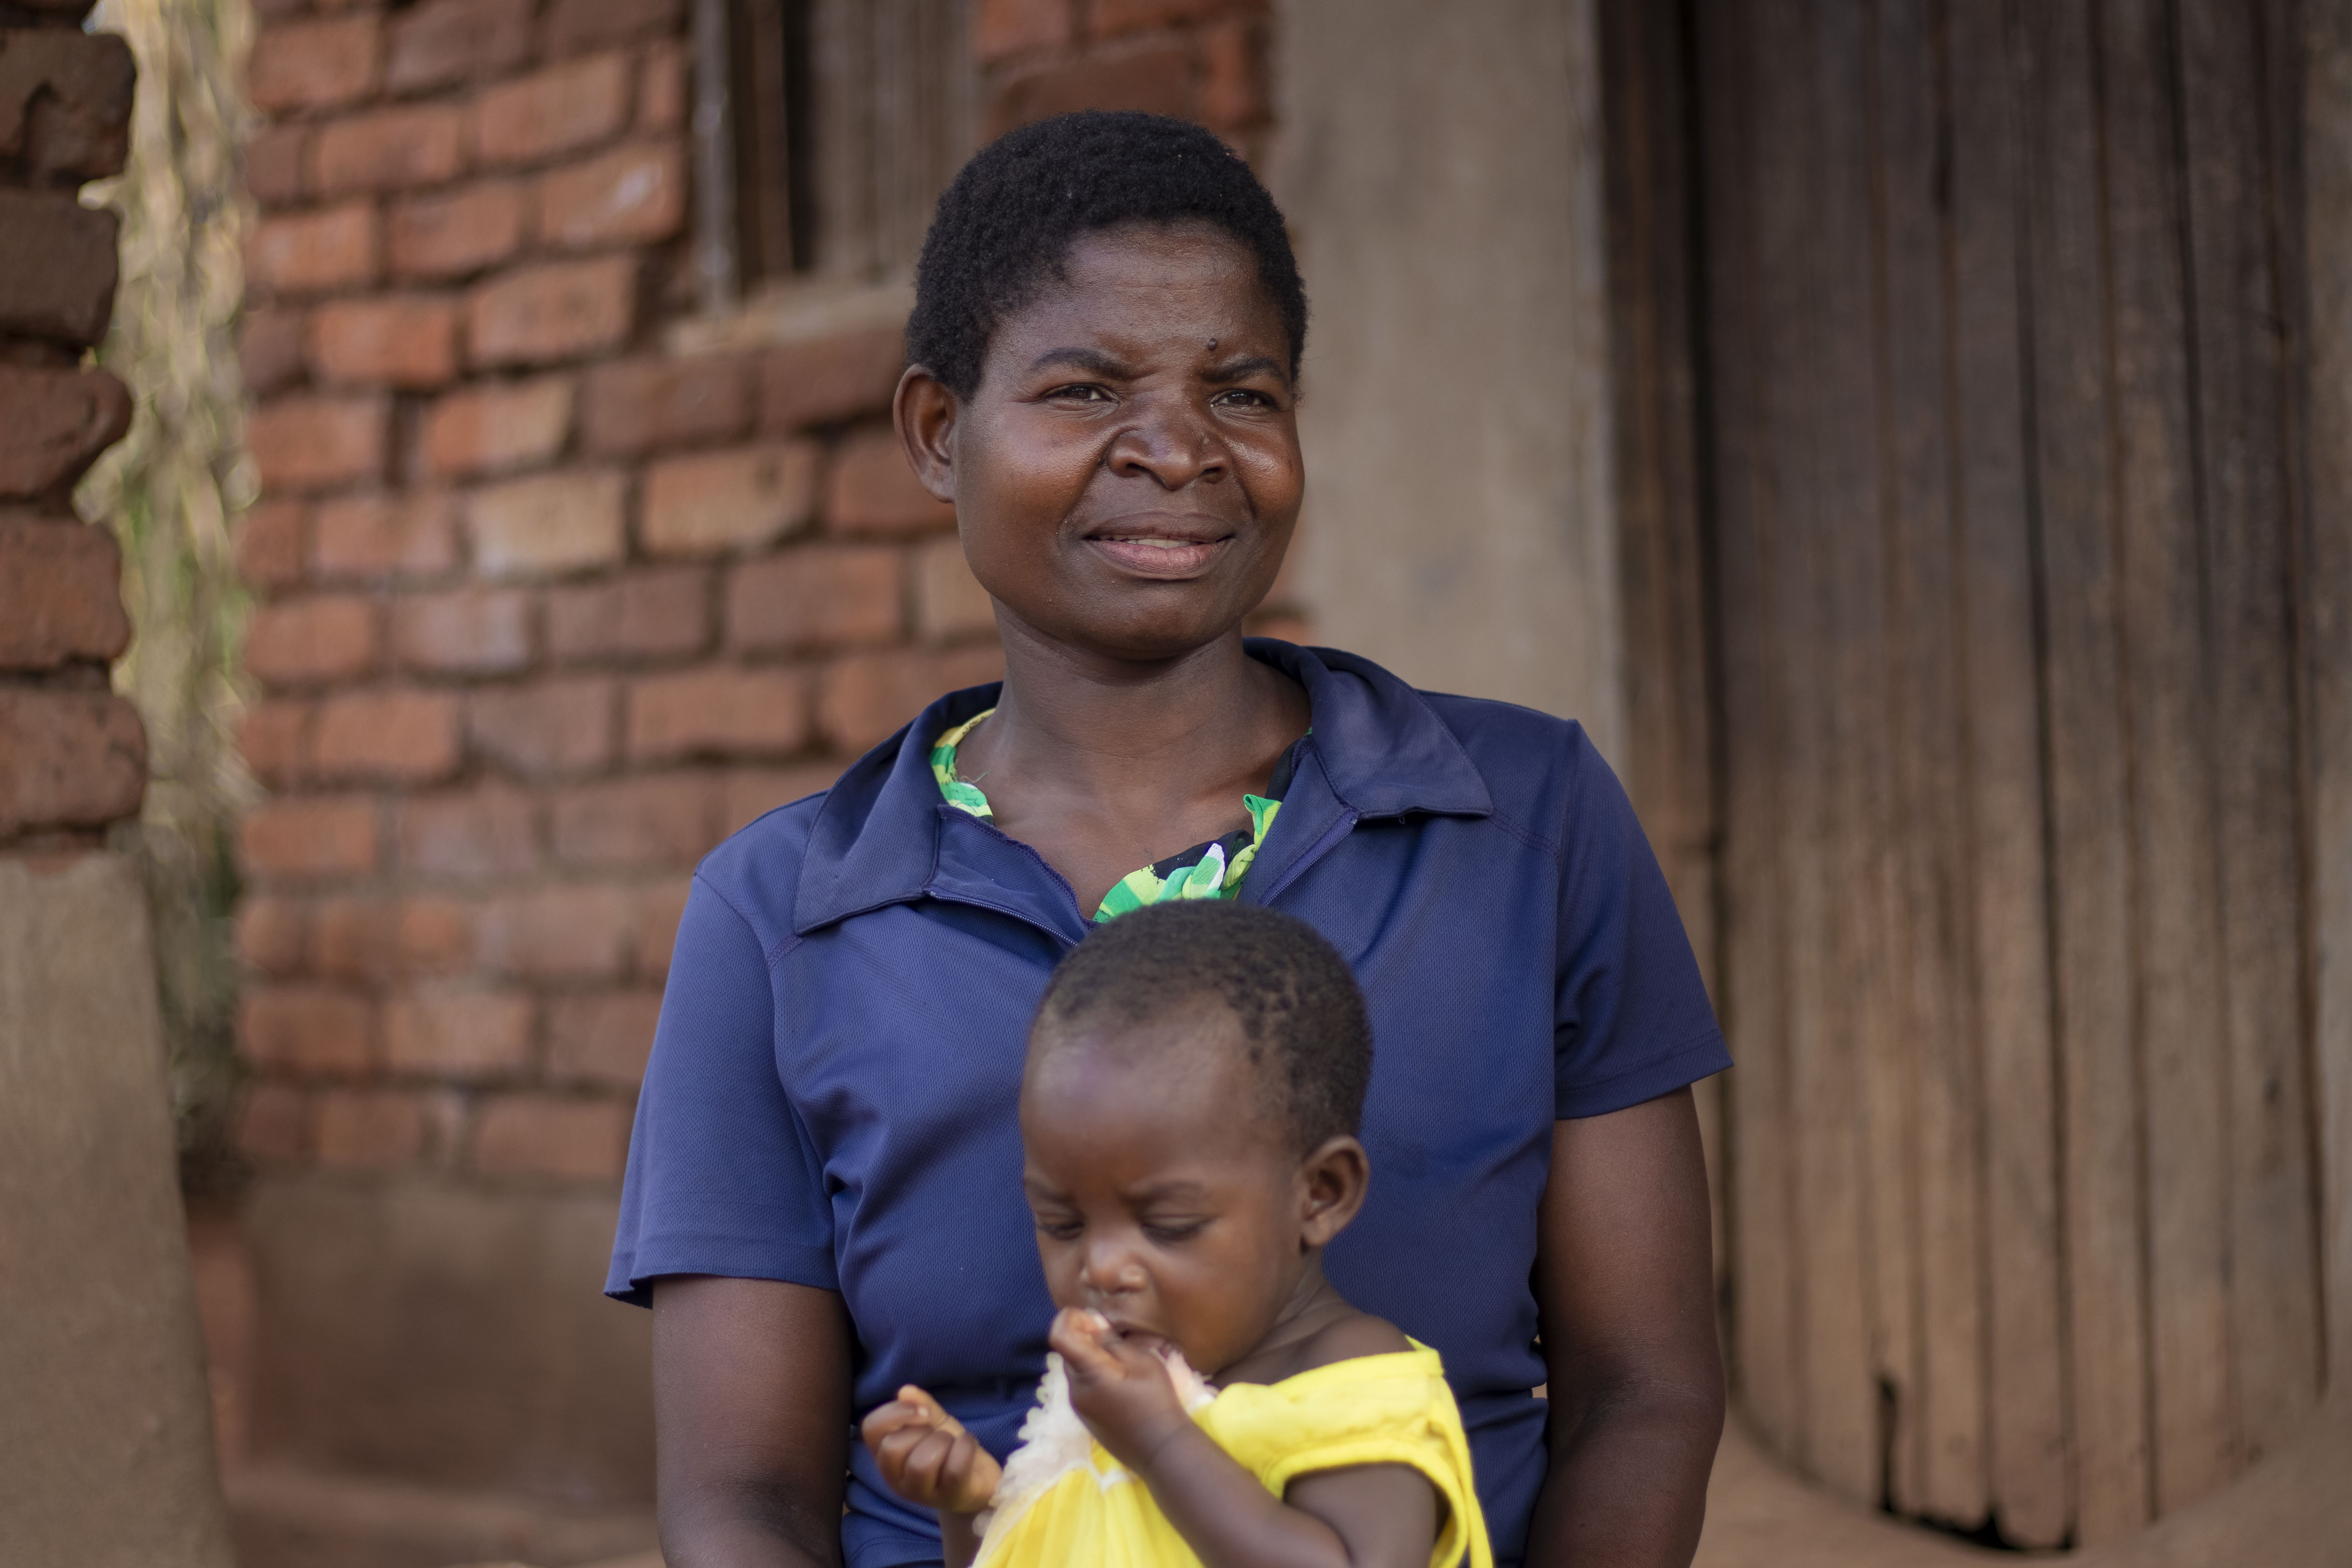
[965,617,1306,816]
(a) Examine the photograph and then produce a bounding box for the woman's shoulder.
[687,783,839,948]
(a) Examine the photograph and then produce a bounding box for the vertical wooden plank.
[1784,0,1895,1504]
[2176,0,2329,1463]
[2016,0,2156,1542]
[2098,0,2239,1513]
[1945,0,2071,1543]
[1601,0,1726,1276]
[1697,0,1803,1463]
[1867,0,1990,1525]
[2305,0,2352,1406]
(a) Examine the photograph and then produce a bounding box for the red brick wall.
[231,0,1282,1188]
[0,5,142,853]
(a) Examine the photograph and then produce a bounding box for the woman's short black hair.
[1030,901,1370,1155]
[907,110,1308,398]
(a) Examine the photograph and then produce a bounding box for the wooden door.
[1608,0,2327,1548]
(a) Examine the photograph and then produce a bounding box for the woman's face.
[908,221,1303,663]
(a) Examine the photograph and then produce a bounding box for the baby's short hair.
[907,110,1308,399]
[1031,902,1371,1154]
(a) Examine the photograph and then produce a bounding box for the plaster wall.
[1272,0,1621,757]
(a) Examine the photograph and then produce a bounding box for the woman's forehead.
[989,223,1288,363]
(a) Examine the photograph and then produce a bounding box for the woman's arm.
[653,1275,854,1568]
[1526,1087,1724,1567]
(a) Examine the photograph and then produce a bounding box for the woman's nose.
[1104,398,1225,490]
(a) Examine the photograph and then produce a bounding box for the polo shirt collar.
[790,640,1492,935]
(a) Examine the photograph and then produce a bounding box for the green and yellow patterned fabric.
[929,708,1296,922]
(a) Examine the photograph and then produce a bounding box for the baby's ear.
[1297,1135,1372,1247]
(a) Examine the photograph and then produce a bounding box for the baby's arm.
[1051,1310,1441,1568]
[860,1386,1002,1568]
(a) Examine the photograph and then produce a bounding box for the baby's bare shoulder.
[1295,1311,1414,1372]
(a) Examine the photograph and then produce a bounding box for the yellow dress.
[974,1342,1493,1568]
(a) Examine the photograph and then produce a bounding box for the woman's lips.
[1084,534,1231,579]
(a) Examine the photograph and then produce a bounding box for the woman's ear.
[1296,1135,1371,1249]
[893,365,959,504]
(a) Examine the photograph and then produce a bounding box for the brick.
[545,566,710,661]
[396,897,474,976]
[420,375,574,479]
[468,676,616,777]
[246,201,377,295]
[239,699,312,788]
[0,365,132,498]
[759,326,905,434]
[468,256,636,368]
[1197,15,1266,131]
[818,646,1005,755]
[625,666,809,762]
[471,1094,630,1181]
[913,536,998,642]
[637,40,686,132]
[246,124,309,206]
[386,0,536,94]
[238,499,309,590]
[311,689,462,784]
[312,894,394,983]
[973,0,1073,62]
[391,587,533,675]
[466,469,627,579]
[472,54,632,167]
[550,771,719,869]
[723,762,841,834]
[307,295,460,389]
[0,29,137,182]
[243,594,378,688]
[824,427,954,535]
[542,0,684,56]
[1088,0,1241,37]
[642,441,818,557]
[240,795,381,881]
[987,41,1194,139]
[249,394,389,494]
[311,492,459,581]
[545,990,661,1087]
[397,784,539,879]
[477,884,632,980]
[389,180,524,281]
[0,689,145,834]
[240,305,309,396]
[235,894,311,976]
[0,192,117,346]
[583,354,748,458]
[311,103,465,196]
[534,138,684,250]
[235,1082,312,1163]
[314,1089,430,1169]
[0,518,129,670]
[633,878,688,980]
[247,14,382,115]
[727,545,901,653]
[384,989,534,1080]
[239,987,373,1078]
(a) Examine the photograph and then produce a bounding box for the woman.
[610,111,1728,1568]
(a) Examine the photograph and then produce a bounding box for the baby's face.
[1019,1009,1310,1379]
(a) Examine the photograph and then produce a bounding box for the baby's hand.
[1048,1308,1195,1475]
[862,1385,1003,1516]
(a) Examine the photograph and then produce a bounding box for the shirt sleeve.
[1552,736,1731,1119]
[606,873,837,1305]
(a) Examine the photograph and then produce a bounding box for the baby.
[862,900,1492,1568]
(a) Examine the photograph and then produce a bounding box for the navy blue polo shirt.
[608,640,1728,1568]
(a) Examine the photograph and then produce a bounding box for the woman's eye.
[1212,388,1272,410]
[1048,383,1111,404]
